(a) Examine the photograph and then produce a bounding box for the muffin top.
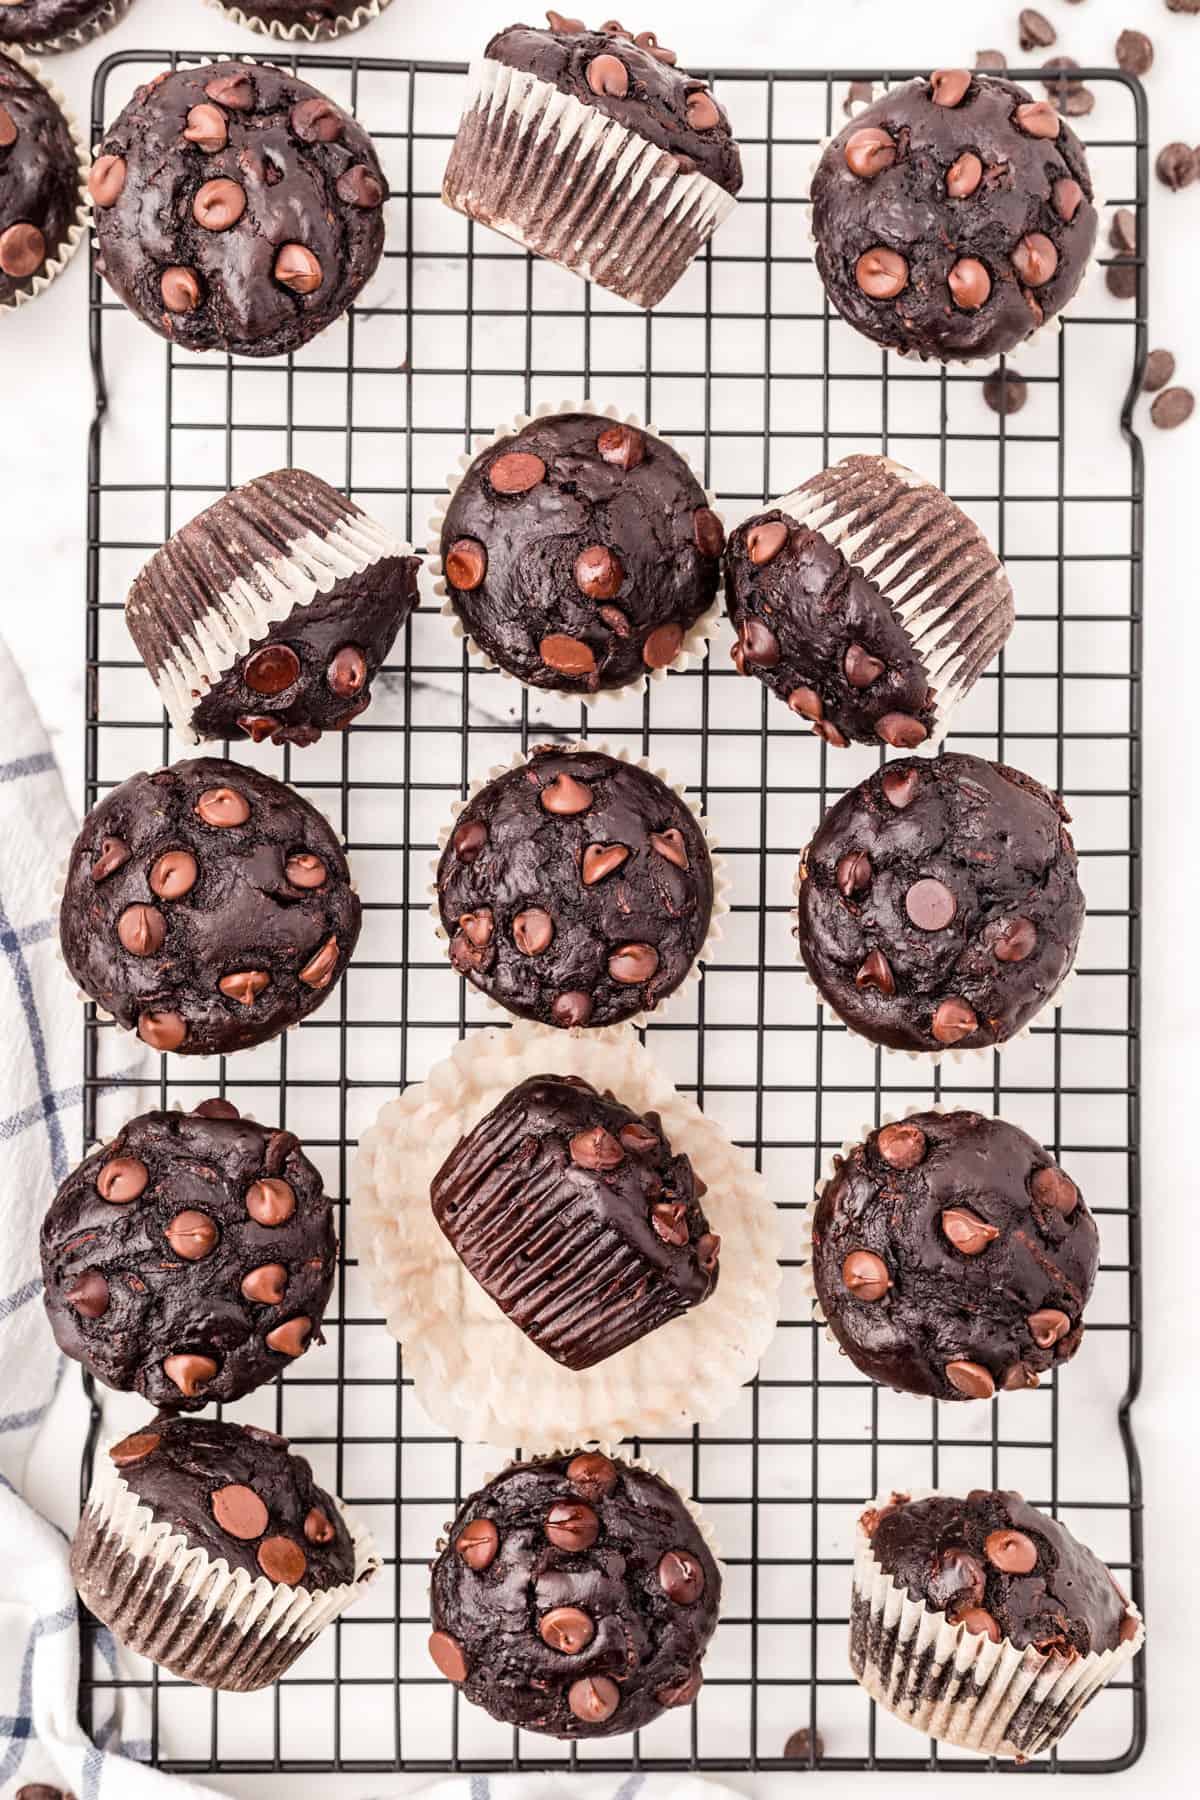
[812,1110,1097,1401]
[104,1415,356,1591]
[810,72,1097,361]
[431,1073,720,1369]
[41,1101,336,1411]
[796,753,1083,1053]
[125,468,419,748]
[487,17,742,194]
[226,0,376,34]
[863,1490,1135,1657]
[440,411,723,694]
[725,457,1013,747]
[429,1452,720,1736]
[0,50,78,306]
[89,62,386,357]
[437,745,714,1028]
[0,0,116,49]
[60,756,361,1057]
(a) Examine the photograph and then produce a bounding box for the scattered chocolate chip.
[1142,348,1176,392]
[1106,256,1138,300]
[686,89,721,131]
[948,257,991,310]
[540,1605,595,1652]
[246,1176,296,1226]
[836,852,871,898]
[855,949,895,995]
[117,903,166,957]
[1028,1307,1071,1347]
[184,102,228,152]
[608,943,658,984]
[193,177,246,231]
[905,877,957,931]
[856,246,908,298]
[1156,142,1196,190]
[258,1535,306,1585]
[931,996,978,1045]
[946,151,983,198]
[195,785,249,827]
[88,154,127,208]
[841,1250,890,1301]
[877,1121,926,1169]
[241,1263,287,1304]
[983,367,1027,415]
[984,1527,1038,1572]
[488,451,545,494]
[1151,386,1194,428]
[67,1271,110,1318]
[929,68,971,107]
[97,1156,148,1203]
[783,1728,825,1760]
[163,1351,218,1398]
[546,1501,600,1551]
[165,1209,218,1260]
[211,1482,269,1540]
[1116,30,1154,76]
[945,1359,995,1399]
[843,80,874,115]
[844,126,897,178]
[1019,8,1056,52]
[659,1548,705,1603]
[567,1450,618,1499]
[975,50,1007,71]
[942,1207,1001,1255]
[569,1675,620,1722]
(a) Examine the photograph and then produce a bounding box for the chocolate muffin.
[796,753,1083,1053]
[443,17,741,309]
[852,1490,1142,1755]
[810,71,1097,361]
[213,0,389,40]
[437,745,715,1028]
[431,1073,720,1370]
[428,1452,720,1736]
[125,469,419,747]
[60,757,361,1057]
[725,457,1013,747]
[810,1111,1097,1400]
[0,0,124,52]
[438,411,723,695]
[41,1101,336,1411]
[72,1416,377,1691]
[0,49,83,308]
[89,62,387,358]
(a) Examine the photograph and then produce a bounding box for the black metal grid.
[79,49,1147,1776]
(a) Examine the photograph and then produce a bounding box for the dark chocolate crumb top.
[41,1102,336,1411]
[0,0,116,49]
[812,1110,1097,1401]
[429,1453,720,1737]
[864,1490,1129,1657]
[104,1414,356,1591]
[796,752,1083,1053]
[436,745,714,1029]
[486,20,742,194]
[810,73,1097,361]
[431,1073,719,1370]
[90,62,386,358]
[0,50,78,307]
[60,756,361,1058]
[440,412,723,694]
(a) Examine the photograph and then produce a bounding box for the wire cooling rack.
[79,50,1147,1776]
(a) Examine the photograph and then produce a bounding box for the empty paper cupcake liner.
[442,57,737,310]
[849,1487,1143,1757]
[3,0,131,56]
[0,42,90,316]
[428,397,723,707]
[429,737,730,1031]
[351,1019,782,1448]
[203,0,391,43]
[71,1439,379,1693]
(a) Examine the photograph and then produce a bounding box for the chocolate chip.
[877,1121,925,1169]
[285,852,327,890]
[659,1668,704,1709]
[0,224,44,279]
[540,770,594,816]
[455,1517,499,1569]
[1012,233,1058,286]
[258,1535,306,1585]
[946,151,983,199]
[686,89,721,130]
[983,368,1027,415]
[204,71,254,109]
[266,1316,312,1357]
[337,164,384,208]
[569,1675,620,1723]
[1003,1361,1040,1390]
[1030,1164,1078,1214]
[882,765,920,809]
[196,785,249,827]
[161,266,201,314]
[0,105,16,150]
[644,622,684,668]
[241,1263,287,1304]
[184,102,228,152]
[945,1359,995,1399]
[932,996,978,1045]
[452,819,488,862]
[942,1207,1001,1255]
[117,903,166,957]
[746,519,788,565]
[597,423,645,470]
[546,1501,600,1551]
[139,851,194,909]
[697,1231,720,1273]
[88,154,126,208]
[246,1176,296,1226]
[905,877,956,931]
[428,1630,468,1681]
[1053,177,1085,222]
[608,943,658,983]
[975,50,1006,71]
[598,604,630,638]
[109,1429,161,1467]
[1106,256,1138,300]
[163,1351,218,1398]
[948,257,991,310]
[539,634,597,676]
[659,1549,705,1604]
[211,1483,268,1540]
[67,1271,109,1318]
[693,507,725,556]
[305,1507,336,1544]
[856,247,908,298]
[985,1527,1037,1573]
[836,852,871,898]
[488,451,545,494]
[855,950,895,995]
[458,909,493,950]
[788,685,823,721]
[243,644,299,696]
[97,1156,148,1203]
[844,126,897,178]
[738,616,779,668]
[1028,1308,1071,1348]
[587,53,629,97]
[1156,142,1196,190]
[1015,100,1060,139]
[930,68,971,106]
[291,97,342,142]
[274,242,322,293]
[841,1250,890,1301]
[876,712,927,747]
[651,1201,690,1246]
[506,907,551,957]
[1019,10,1056,52]
[783,1728,824,1760]
[1151,386,1195,428]
[567,1450,618,1499]
[993,915,1037,961]
[634,29,676,64]
[1143,348,1176,392]
[581,842,629,886]
[138,1010,186,1051]
[164,1209,218,1260]
[220,968,268,1012]
[91,836,130,881]
[298,936,339,989]
[650,827,690,870]
[552,990,593,1027]
[326,645,366,698]
[540,1605,595,1652]
[193,178,246,231]
[950,1603,1001,1641]
[570,1125,624,1171]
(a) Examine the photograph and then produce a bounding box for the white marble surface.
[6,0,1200,1793]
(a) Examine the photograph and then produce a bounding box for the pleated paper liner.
[442,58,737,310]
[1,0,130,57]
[850,1487,1143,1758]
[351,1019,782,1449]
[72,1438,379,1693]
[0,42,90,316]
[203,0,391,44]
[428,398,723,708]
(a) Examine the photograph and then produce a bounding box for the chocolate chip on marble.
[975,50,1006,71]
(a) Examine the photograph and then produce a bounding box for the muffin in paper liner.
[442,57,737,311]
[849,1487,1143,1758]
[71,1435,380,1692]
[0,41,90,316]
[728,454,1014,749]
[430,738,730,1033]
[351,1020,782,1448]
[0,0,132,57]
[203,0,390,43]
[427,399,724,708]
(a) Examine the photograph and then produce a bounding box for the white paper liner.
[430,738,730,1031]
[1,0,130,56]
[442,57,737,310]
[203,0,390,43]
[428,398,723,707]
[791,858,1078,1069]
[850,1487,1144,1757]
[74,1436,380,1688]
[351,1019,782,1449]
[0,41,90,315]
[770,455,1013,746]
[127,485,415,744]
